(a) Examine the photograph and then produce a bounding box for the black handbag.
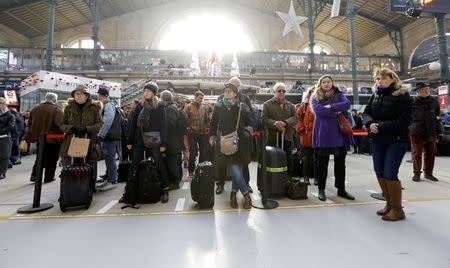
[286,178,308,200]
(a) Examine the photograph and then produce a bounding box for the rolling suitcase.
[257,131,288,197]
[191,161,215,209]
[59,158,94,212]
[117,141,131,183]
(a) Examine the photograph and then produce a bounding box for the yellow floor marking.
[1,197,450,221]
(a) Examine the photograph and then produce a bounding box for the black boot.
[337,189,355,200]
[161,190,169,203]
[318,190,326,201]
[215,184,224,194]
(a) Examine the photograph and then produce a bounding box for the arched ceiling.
[0,0,417,47]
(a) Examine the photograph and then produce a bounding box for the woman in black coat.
[363,68,412,221]
[127,82,169,203]
[209,83,253,209]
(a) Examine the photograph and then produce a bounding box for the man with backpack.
[97,87,122,191]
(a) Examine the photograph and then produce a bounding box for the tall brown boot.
[382,180,405,221]
[243,193,252,209]
[230,192,238,208]
[376,178,391,216]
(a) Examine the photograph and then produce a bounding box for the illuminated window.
[158,14,254,53]
[69,39,105,49]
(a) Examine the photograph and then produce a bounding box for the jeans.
[227,164,249,194]
[10,135,20,162]
[371,142,407,180]
[187,133,209,173]
[102,140,118,183]
[410,135,437,176]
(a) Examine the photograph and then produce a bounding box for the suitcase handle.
[276,129,285,150]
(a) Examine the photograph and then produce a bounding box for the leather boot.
[382,180,405,221]
[161,190,169,203]
[243,193,252,209]
[318,189,326,201]
[230,192,238,208]
[376,178,391,216]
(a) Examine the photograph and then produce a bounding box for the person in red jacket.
[295,88,315,185]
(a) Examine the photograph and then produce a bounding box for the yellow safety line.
[1,197,450,221]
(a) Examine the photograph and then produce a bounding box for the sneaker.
[98,182,116,191]
[96,177,106,183]
[12,160,21,165]
[0,174,5,180]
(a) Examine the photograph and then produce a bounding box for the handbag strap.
[234,103,242,131]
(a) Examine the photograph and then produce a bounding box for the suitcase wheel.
[60,204,67,212]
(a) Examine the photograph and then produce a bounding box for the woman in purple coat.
[311,75,355,201]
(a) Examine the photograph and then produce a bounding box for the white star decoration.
[276,1,308,38]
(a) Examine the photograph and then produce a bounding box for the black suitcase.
[137,157,161,204]
[117,160,132,183]
[257,146,288,197]
[59,160,94,212]
[191,161,215,209]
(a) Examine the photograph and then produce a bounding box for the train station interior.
[1,0,450,267]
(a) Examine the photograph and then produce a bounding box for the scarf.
[137,101,154,131]
[222,97,238,109]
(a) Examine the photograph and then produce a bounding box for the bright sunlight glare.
[158,14,254,53]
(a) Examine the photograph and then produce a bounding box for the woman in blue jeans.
[363,68,412,221]
[209,83,253,209]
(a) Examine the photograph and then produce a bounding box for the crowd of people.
[0,68,446,221]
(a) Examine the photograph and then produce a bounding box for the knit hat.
[97,86,109,97]
[71,84,90,98]
[413,82,430,91]
[144,82,159,95]
[224,82,238,94]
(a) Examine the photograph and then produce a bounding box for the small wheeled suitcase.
[59,158,94,212]
[257,131,288,197]
[137,157,162,203]
[191,161,215,209]
[117,160,132,183]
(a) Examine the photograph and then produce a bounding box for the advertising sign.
[438,85,448,111]
[409,34,450,68]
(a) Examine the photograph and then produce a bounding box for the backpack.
[177,109,188,136]
[111,103,128,139]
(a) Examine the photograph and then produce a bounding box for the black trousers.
[187,133,209,173]
[314,147,347,191]
[31,142,61,180]
[132,146,169,190]
[302,147,315,178]
[164,152,182,185]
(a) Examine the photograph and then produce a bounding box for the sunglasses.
[277,89,286,93]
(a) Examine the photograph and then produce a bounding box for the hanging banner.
[438,85,448,111]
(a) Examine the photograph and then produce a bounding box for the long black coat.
[209,100,253,165]
[165,102,183,153]
[363,86,412,144]
[409,96,440,138]
[0,111,15,136]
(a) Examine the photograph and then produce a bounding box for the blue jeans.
[227,164,249,194]
[9,135,20,163]
[102,141,118,183]
[371,142,407,180]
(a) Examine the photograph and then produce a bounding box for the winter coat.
[295,101,315,148]
[362,86,412,144]
[184,101,208,134]
[165,102,183,153]
[59,99,103,157]
[311,89,354,148]
[0,110,15,137]
[353,115,363,130]
[10,110,25,138]
[127,101,167,148]
[409,96,440,138]
[98,99,121,141]
[261,97,298,143]
[24,101,63,144]
[209,100,253,165]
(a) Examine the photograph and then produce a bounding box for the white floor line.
[311,192,335,204]
[96,200,118,214]
[174,198,185,212]
[367,189,379,194]
[182,182,190,190]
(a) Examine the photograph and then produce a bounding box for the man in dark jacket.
[351,109,363,154]
[0,97,15,180]
[410,82,441,182]
[9,108,25,165]
[97,87,121,190]
[25,93,63,182]
[161,90,184,190]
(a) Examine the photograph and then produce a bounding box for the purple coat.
[311,90,354,148]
